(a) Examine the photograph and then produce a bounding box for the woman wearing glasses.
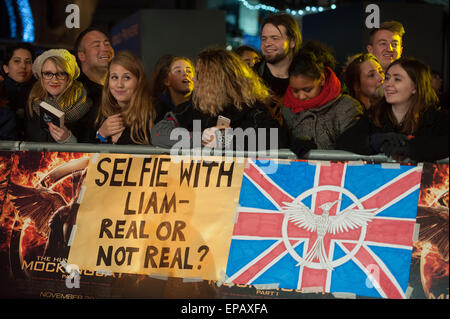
[25,49,91,143]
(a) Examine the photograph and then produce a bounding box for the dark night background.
[1,0,448,87]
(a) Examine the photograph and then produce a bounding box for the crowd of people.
[0,13,448,162]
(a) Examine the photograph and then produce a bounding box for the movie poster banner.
[0,151,13,209]
[409,162,449,299]
[0,151,447,299]
[67,154,244,281]
[0,151,14,267]
[0,151,122,298]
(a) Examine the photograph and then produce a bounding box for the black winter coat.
[336,106,449,162]
[151,100,288,150]
[0,107,18,141]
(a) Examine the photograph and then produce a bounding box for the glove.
[290,137,317,158]
[369,132,409,153]
[382,143,411,158]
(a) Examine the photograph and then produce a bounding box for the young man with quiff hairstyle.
[367,21,405,70]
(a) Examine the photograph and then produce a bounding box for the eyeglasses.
[41,71,68,80]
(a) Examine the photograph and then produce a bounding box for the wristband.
[96,130,107,142]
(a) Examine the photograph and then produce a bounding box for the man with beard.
[255,13,302,126]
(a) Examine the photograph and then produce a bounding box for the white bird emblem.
[282,199,377,270]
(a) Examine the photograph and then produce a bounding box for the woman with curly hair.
[26,49,92,143]
[151,48,285,150]
[95,51,155,144]
[337,57,448,162]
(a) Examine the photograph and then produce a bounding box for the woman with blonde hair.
[95,51,155,144]
[26,49,91,143]
[193,48,271,115]
[151,48,285,150]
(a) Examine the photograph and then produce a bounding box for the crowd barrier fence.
[0,139,448,300]
[1,140,448,164]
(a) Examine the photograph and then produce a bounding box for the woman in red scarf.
[282,43,363,157]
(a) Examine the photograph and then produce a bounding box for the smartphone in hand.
[216,115,231,128]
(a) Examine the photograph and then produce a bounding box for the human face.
[240,50,261,67]
[289,74,324,101]
[367,30,402,70]
[3,48,33,83]
[261,24,294,64]
[78,31,114,70]
[41,59,69,97]
[431,74,442,92]
[109,63,137,108]
[358,60,384,99]
[165,59,194,96]
[383,64,416,108]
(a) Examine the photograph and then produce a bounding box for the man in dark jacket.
[73,27,115,142]
[254,13,302,126]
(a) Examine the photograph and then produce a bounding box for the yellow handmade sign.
[67,154,244,280]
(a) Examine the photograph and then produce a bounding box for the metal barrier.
[0,140,448,164]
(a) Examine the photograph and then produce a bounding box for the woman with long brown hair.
[343,53,384,110]
[95,51,155,144]
[337,57,448,162]
[149,54,195,123]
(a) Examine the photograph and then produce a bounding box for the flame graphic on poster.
[0,151,90,280]
[414,163,448,299]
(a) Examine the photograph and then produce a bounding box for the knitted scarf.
[33,87,90,123]
[283,67,341,114]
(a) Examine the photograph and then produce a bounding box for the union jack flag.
[225,159,422,299]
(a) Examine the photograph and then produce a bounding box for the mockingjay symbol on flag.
[281,185,377,271]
